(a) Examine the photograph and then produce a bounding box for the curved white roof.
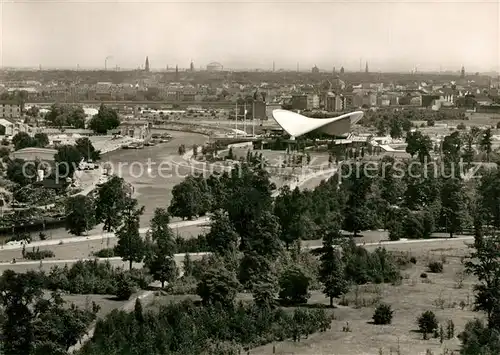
[272,109,364,137]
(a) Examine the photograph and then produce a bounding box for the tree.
[205,209,239,256]
[274,186,315,249]
[376,120,386,136]
[45,104,86,129]
[95,176,129,232]
[341,163,374,237]
[319,228,349,307]
[379,156,406,206]
[480,128,493,162]
[243,211,282,258]
[115,273,133,300]
[134,299,144,323]
[0,270,44,355]
[196,261,240,308]
[465,234,500,329]
[223,164,276,240]
[389,118,402,139]
[442,131,462,163]
[373,304,393,325]
[168,175,205,220]
[146,208,178,288]
[459,319,500,355]
[88,104,120,134]
[462,132,476,167]
[406,131,433,162]
[6,158,37,186]
[54,145,82,179]
[439,178,468,238]
[418,310,438,339]
[65,195,96,236]
[75,137,100,161]
[33,133,49,148]
[12,132,33,151]
[278,267,311,305]
[0,146,9,158]
[26,105,40,118]
[115,198,146,269]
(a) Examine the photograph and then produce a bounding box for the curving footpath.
[0,217,211,252]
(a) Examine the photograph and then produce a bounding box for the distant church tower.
[340,66,345,74]
[175,65,179,81]
[190,60,194,72]
[365,61,369,73]
[460,65,465,78]
[145,56,150,72]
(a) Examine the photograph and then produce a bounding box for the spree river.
[21,130,208,240]
[102,130,208,225]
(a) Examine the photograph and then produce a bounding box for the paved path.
[0,236,474,268]
[0,217,210,252]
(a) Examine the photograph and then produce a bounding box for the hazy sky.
[1,0,499,72]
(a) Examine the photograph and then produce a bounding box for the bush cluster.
[24,248,55,260]
[343,244,401,285]
[79,300,334,355]
[45,260,152,298]
[175,235,210,253]
[93,248,116,257]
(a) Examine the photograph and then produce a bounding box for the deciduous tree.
[65,195,96,236]
[115,198,146,270]
[95,176,129,232]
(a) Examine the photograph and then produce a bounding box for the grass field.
[137,238,479,355]
[250,242,477,355]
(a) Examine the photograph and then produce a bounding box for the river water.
[102,130,208,225]
[18,130,208,240]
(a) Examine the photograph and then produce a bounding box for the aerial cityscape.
[0,0,500,354]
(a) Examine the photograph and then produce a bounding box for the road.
[0,235,475,271]
[0,217,210,252]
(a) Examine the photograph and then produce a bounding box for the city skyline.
[1,0,498,73]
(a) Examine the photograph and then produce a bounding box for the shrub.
[175,235,210,253]
[420,272,428,278]
[124,268,153,289]
[83,299,335,353]
[170,276,198,295]
[44,260,148,295]
[342,244,401,285]
[115,274,134,300]
[372,304,393,325]
[410,256,417,264]
[93,248,115,258]
[428,261,443,273]
[25,248,55,260]
[418,310,438,338]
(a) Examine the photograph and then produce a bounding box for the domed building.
[206,62,223,72]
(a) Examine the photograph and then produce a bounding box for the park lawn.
[251,244,480,355]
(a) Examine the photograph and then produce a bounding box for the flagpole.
[252,102,255,137]
[243,103,247,136]
[235,102,238,137]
